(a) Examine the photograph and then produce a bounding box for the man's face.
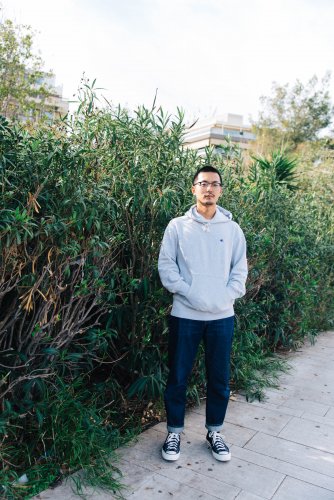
[191,171,222,207]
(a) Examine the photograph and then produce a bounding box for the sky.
[1,0,334,124]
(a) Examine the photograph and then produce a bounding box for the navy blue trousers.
[164,315,234,433]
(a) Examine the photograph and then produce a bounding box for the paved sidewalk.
[36,330,334,499]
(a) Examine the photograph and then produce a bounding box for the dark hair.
[192,165,222,185]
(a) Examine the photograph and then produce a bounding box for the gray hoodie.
[158,205,248,320]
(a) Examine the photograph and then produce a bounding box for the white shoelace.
[165,432,180,452]
[210,432,228,452]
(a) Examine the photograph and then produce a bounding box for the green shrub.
[0,82,333,496]
[0,376,130,499]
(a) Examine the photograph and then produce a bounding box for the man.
[158,165,247,462]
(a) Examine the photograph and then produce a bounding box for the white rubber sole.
[207,443,231,462]
[210,446,231,462]
[161,449,180,461]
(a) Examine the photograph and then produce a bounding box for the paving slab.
[224,400,293,435]
[325,407,334,420]
[123,472,224,499]
[278,385,334,407]
[301,410,334,427]
[278,415,334,454]
[196,457,284,498]
[279,369,334,393]
[33,330,334,499]
[278,397,330,416]
[236,492,266,500]
[114,461,157,490]
[233,399,304,418]
[115,447,161,472]
[244,432,334,479]
[232,444,334,492]
[158,466,241,499]
[272,476,334,500]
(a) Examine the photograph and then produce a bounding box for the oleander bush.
[0,82,333,497]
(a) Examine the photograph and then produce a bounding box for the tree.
[0,17,52,120]
[253,74,334,152]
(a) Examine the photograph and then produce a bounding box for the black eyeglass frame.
[193,181,222,188]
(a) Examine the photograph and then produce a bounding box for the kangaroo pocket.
[185,273,233,314]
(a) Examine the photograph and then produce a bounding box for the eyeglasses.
[193,181,222,189]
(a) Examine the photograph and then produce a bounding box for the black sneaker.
[162,432,181,461]
[206,431,231,461]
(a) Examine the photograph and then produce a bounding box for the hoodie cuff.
[226,285,238,301]
[180,282,191,297]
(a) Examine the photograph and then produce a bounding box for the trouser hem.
[205,423,223,432]
[167,425,184,433]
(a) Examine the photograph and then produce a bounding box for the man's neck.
[196,203,217,220]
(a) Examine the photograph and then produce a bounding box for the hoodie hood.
[186,205,233,224]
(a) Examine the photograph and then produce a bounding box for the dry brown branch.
[0,239,117,399]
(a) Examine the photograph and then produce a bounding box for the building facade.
[16,74,69,123]
[183,113,255,154]
[30,75,69,122]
